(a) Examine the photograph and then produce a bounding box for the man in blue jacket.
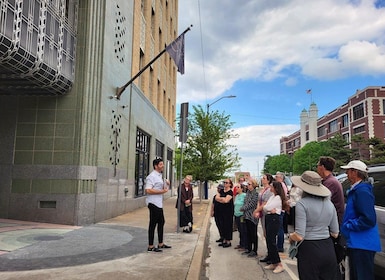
[340,160,381,280]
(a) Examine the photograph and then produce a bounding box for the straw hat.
[291,171,331,197]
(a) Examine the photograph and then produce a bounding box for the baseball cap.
[340,160,368,173]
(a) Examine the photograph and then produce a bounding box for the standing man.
[340,160,381,279]
[145,157,172,252]
[317,156,345,224]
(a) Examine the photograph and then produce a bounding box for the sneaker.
[273,265,284,274]
[264,264,276,270]
[148,247,162,252]
[158,244,172,249]
[247,251,257,257]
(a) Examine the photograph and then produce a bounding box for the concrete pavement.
[0,186,298,280]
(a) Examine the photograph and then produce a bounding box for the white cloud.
[227,124,299,176]
[177,0,385,103]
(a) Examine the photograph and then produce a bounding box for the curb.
[186,199,212,280]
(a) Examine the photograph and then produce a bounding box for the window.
[318,126,326,137]
[342,114,349,128]
[353,103,364,120]
[166,148,173,187]
[329,120,338,133]
[135,128,150,197]
[306,131,309,141]
[342,133,349,142]
[156,140,164,159]
[353,125,365,134]
[383,100,385,115]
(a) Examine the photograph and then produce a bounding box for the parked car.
[335,173,348,184]
[341,164,385,277]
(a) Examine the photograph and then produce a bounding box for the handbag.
[332,233,346,263]
[288,239,303,259]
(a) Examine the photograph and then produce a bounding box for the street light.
[206,95,236,113]
[203,95,236,200]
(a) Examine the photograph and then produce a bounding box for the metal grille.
[0,0,78,95]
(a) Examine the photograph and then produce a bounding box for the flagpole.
[114,25,192,100]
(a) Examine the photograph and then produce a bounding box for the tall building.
[280,86,385,160]
[0,0,179,225]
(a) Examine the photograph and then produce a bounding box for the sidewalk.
[0,188,299,280]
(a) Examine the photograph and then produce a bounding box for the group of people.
[144,157,382,280]
[289,157,381,280]
[211,172,289,274]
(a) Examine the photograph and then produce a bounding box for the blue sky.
[176,0,385,177]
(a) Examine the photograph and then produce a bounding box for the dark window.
[135,128,150,197]
[318,126,326,137]
[156,140,164,159]
[342,114,349,128]
[329,120,338,133]
[353,125,365,134]
[306,131,309,141]
[166,148,173,187]
[369,170,385,207]
[353,103,364,120]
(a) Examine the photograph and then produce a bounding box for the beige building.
[0,0,179,225]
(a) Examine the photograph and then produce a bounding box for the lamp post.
[204,95,236,199]
[206,95,236,113]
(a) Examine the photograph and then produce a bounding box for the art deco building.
[0,0,179,225]
[280,86,385,160]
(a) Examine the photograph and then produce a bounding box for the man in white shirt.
[145,157,172,252]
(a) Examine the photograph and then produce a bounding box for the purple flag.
[166,34,185,74]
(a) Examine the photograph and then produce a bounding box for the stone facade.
[0,0,178,225]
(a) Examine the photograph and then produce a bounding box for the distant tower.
[308,102,318,142]
[300,108,308,147]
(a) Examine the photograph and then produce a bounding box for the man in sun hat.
[340,160,381,280]
[288,171,340,279]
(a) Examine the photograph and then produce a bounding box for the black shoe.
[247,251,257,257]
[222,242,231,248]
[260,257,270,262]
[158,244,172,249]
[148,247,162,252]
[242,250,251,255]
[216,238,223,243]
[218,243,224,246]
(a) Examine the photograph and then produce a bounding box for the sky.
[175,0,385,177]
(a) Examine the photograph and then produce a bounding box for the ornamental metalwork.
[0,0,78,95]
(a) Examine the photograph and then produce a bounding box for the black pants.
[245,219,258,252]
[179,209,193,227]
[148,203,165,246]
[265,214,281,264]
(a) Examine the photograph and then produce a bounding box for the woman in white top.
[263,181,289,274]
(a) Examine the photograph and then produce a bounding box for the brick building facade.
[280,86,385,160]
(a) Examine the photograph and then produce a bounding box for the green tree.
[323,134,352,173]
[181,105,240,182]
[351,134,366,160]
[367,137,385,164]
[292,141,328,174]
[263,154,291,175]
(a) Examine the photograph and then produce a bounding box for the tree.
[367,137,385,164]
[292,141,327,174]
[323,133,352,173]
[181,105,240,182]
[263,154,291,175]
